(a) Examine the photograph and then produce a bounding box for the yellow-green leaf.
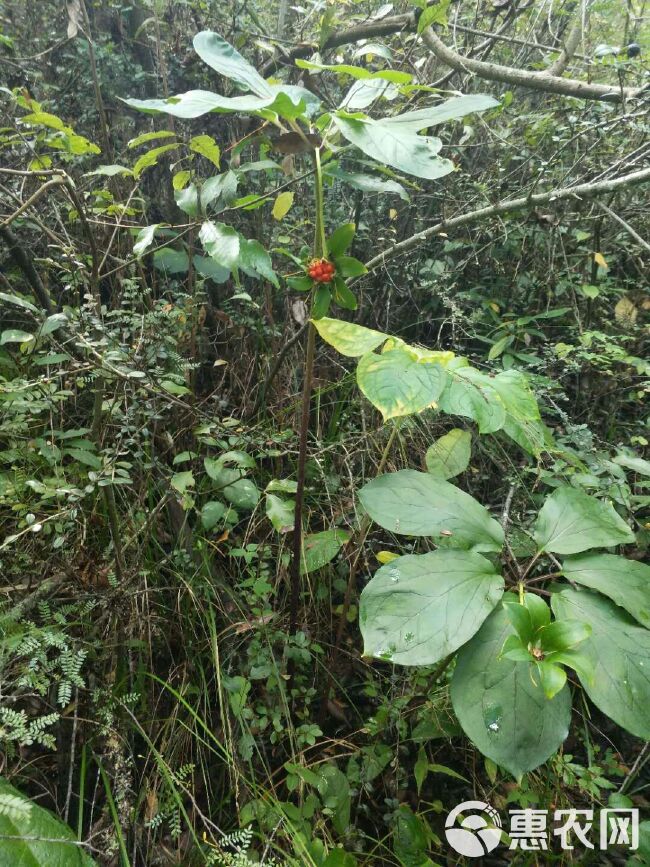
[272,191,294,220]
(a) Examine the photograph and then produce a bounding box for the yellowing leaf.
[376,550,400,564]
[593,251,608,269]
[272,191,294,220]
[190,134,221,167]
[614,296,637,325]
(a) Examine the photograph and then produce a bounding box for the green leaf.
[534,486,635,555]
[0,292,39,313]
[265,493,294,532]
[552,587,650,740]
[451,599,571,778]
[311,317,387,357]
[0,778,97,866]
[382,94,499,132]
[327,223,356,257]
[323,165,410,201]
[358,469,504,552]
[199,220,240,270]
[301,529,350,574]
[334,256,367,278]
[295,58,411,84]
[239,239,279,287]
[174,184,200,216]
[189,133,221,167]
[127,129,176,149]
[333,113,454,181]
[613,452,650,476]
[193,31,273,98]
[152,248,189,274]
[40,314,67,336]
[312,285,331,319]
[360,549,503,665]
[356,345,447,420]
[201,171,238,209]
[1,329,34,345]
[417,0,450,32]
[536,661,567,699]
[85,164,133,178]
[132,143,180,178]
[133,224,159,257]
[425,428,471,479]
[438,364,506,433]
[201,500,227,530]
[272,190,294,220]
[124,86,318,121]
[537,619,591,652]
[414,746,428,794]
[65,448,102,470]
[561,553,650,629]
[393,805,433,867]
[315,765,350,836]
[171,470,194,494]
[193,255,230,283]
[332,277,357,311]
[218,471,260,510]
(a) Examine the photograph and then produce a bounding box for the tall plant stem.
[319,421,401,716]
[288,148,325,636]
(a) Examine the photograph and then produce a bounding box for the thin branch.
[365,166,650,272]
[597,201,650,253]
[422,26,639,102]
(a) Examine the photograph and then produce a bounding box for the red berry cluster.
[308,258,336,283]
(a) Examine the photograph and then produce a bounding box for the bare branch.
[365,167,650,272]
[422,27,640,102]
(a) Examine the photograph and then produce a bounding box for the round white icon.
[445,799,503,858]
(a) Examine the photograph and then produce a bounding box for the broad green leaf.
[360,549,503,665]
[238,239,279,287]
[272,191,294,220]
[333,113,454,181]
[393,805,433,867]
[201,171,238,209]
[133,224,159,257]
[331,277,357,311]
[358,469,504,552]
[534,486,635,555]
[312,285,331,319]
[265,493,294,532]
[215,469,259,510]
[199,220,240,270]
[417,0,450,32]
[193,31,273,98]
[124,86,319,122]
[451,600,571,778]
[425,429,471,479]
[382,94,499,132]
[0,778,97,866]
[323,165,410,201]
[152,248,189,274]
[552,587,650,740]
[0,292,39,313]
[301,529,350,574]
[1,329,34,345]
[171,470,194,494]
[327,223,356,257]
[315,765,351,836]
[189,133,221,167]
[132,143,180,178]
[357,345,447,420]
[193,255,229,283]
[613,452,650,476]
[201,500,227,530]
[561,553,650,629]
[438,365,506,433]
[174,184,199,216]
[341,78,398,110]
[40,314,67,335]
[334,256,367,278]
